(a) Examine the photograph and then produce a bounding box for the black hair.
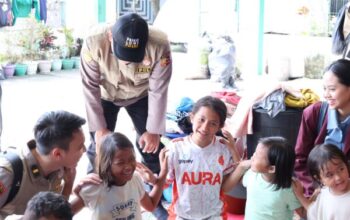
[324,59,350,86]
[307,143,349,186]
[192,96,227,127]
[34,111,86,155]
[97,132,134,187]
[259,136,295,190]
[23,191,72,220]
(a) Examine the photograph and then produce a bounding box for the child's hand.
[220,129,241,162]
[136,162,157,185]
[292,178,304,197]
[238,159,251,172]
[309,187,321,202]
[171,137,184,143]
[219,129,236,150]
[73,173,102,195]
[158,148,169,180]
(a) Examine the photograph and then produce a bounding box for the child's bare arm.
[70,173,102,214]
[139,148,168,211]
[222,160,251,192]
[292,178,314,210]
[220,129,240,162]
[62,167,76,200]
[70,196,85,214]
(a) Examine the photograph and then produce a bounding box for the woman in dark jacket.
[295,59,350,196]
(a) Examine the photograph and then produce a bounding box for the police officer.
[0,111,86,218]
[80,13,172,219]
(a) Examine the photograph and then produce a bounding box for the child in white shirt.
[294,143,350,220]
[71,132,168,220]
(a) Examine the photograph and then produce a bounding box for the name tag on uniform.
[136,67,151,74]
[135,66,151,85]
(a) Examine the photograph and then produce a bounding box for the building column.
[98,0,106,22]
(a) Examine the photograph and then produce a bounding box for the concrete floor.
[0,56,227,219]
[0,53,322,219]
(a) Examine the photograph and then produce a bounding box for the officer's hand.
[94,128,111,155]
[73,173,102,195]
[139,132,160,154]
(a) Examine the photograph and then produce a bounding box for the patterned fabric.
[0,0,13,27]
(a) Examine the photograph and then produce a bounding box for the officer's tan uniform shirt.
[80,26,172,134]
[0,142,63,218]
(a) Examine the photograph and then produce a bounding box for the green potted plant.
[71,38,83,69]
[14,54,28,76]
[51,46,63,71]
[59,26,75,70]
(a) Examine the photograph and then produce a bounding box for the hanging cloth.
[33,0,41,21]
[0,0,13,27]
[12,0,40,24]
[39,0,46,22]
[284,88,320,108]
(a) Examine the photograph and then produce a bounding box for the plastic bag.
[208,36,236,89]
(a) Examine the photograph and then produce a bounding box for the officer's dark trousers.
[86,96,168,219]
[86,96,164,174]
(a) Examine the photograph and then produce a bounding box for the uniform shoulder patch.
[82,50,93,63]
[160,52,171,67]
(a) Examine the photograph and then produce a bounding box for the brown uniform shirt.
[0,143,63,218]
[80,25,172,134]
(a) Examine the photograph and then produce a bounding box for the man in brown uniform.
[0,111,86,218]
[80,13,172,219]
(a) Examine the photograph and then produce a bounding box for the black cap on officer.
[111,13,149,63]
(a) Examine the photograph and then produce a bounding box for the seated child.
[224,136,303,220]
[166,96,241,219]
[294,143,350,220]
[22,191,72,220]
[70,132,168,219]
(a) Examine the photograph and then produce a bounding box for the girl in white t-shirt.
[166,96,241,220]
[70,132,168,220]
[294,143,350,220]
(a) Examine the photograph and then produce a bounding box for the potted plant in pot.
[14,54,28,76]
[51,46,63,71]
[59,26,75,70]
[2,38,18,78]
[18,16,41,75]
[71,38,83,69]
[2,54,17,78]
[37,24,57,74]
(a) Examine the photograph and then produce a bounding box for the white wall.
[65,0,98,38]
[199,0,236,36]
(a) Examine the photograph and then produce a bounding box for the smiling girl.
[70,132,168,219]
[295,59,350,197]
[166,96,240,220]
[294,143,350,219]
